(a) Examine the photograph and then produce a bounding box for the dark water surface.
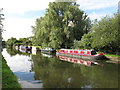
[2,48,119,88]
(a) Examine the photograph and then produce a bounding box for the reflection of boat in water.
[57,55,103,66]
[41,53,55,58]
[57,49,108,60]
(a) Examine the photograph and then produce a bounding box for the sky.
[0,0,119,41]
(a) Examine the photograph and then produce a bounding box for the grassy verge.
[104,54,120,57]
[97,52,120,57]
[1,54,21,89]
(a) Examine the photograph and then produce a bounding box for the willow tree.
[32,2,89,48]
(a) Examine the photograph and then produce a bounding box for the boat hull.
[41,50,56,54]
[56,52,108,60]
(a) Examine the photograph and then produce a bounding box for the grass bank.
[97,52,120,57]
[1,53,21,89]
[104,54,120,57]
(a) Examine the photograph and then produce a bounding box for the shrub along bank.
[1,53,21,88]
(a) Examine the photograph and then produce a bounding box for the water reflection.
[32,53,119,88]
[57,55,103,66]
[2,48,43,88]
[41,53,56,58]
[2,48,119,88]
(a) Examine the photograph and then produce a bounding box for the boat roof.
[60,49,94,51]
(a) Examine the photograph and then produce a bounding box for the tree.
[7,37,32,47]
[16,37,32,46]
[80,33,93,49]
[91,14,120,54]
[7,37,17,47]
[84,17,92,34]
[32,2,89,48]
[72,32,93,49]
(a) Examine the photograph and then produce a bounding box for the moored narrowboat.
[41,48,56,54]
[20,45,32,51]
[56,49,109,60]
[32,46,41,52]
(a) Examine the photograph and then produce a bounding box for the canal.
[2,48,119,88]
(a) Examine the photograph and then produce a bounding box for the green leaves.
[7,37,17,47]
[7,37,32,47]
[91,14,119,50]
[75,14,119,54]
[32,2,88,49]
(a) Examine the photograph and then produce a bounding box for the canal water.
[2,48,119,88]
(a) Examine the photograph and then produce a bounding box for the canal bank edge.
[1,53,21,89]
[106,56,120,64]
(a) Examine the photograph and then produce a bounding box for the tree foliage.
[7,37,32,47]
[32,2,89,48]
[7,37,17,47]
[91,14,119,53]
[73,14,119,54]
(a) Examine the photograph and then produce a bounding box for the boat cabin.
[59,49,97,55]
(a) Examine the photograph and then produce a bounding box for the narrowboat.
[41,48,56,54]
[56,49,109,60]
[26,46,32,51]
[57,55,103,66]
[32,46,41,52]
[20,45,32,51]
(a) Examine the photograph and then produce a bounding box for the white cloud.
[0,0,54,14]
[88,12,105,20]
[88,12,115,20]
[77,0,119,10]
[2,17,36,40]
[1,0,118,14]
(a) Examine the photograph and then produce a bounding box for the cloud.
[77,0,118,20]
[88,12,105,20]
[2,17,36,40]
[0,0,54,14]
[1,0,118,14]
[77,0,119,10]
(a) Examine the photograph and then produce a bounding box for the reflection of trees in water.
[5,47,119,88]
[31,55,87,88]
[80,64,119,88]
[32,54,119,88]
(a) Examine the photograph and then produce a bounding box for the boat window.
[91,51,97,55]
